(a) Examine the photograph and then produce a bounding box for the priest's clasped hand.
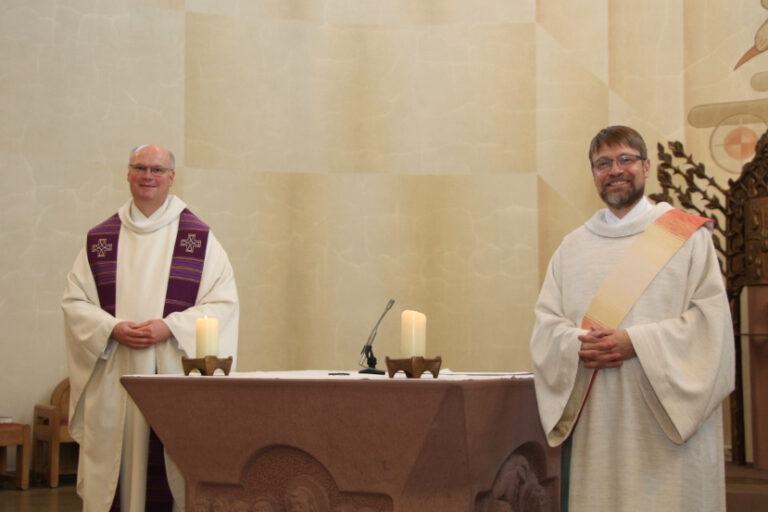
[111,320,172,349]
[577,328,636,369]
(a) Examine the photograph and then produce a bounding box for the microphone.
[359,299,395,374]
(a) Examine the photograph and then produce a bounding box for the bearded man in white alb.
[62,144,239,511]
[530,126,734,511]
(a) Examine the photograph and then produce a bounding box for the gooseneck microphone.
[359,299,395,374]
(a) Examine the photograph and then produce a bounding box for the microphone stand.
[359,299,395,375]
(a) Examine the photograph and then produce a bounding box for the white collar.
[119,195,187,234]
[601,196,653,225]
[129,197,171,226]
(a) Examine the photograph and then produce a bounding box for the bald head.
[130,144,175,170]
[127,144,176,217]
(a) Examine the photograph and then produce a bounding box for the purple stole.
[86,208,210,317]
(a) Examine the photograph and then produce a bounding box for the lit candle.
[195,317,219,357]
[401,310,427,357]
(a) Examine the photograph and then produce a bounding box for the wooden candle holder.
[385,356,442,379]
[182,356,233,376]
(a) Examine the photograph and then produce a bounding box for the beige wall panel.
[397,0,535,25]
[0,1,185,435]
[185,0,240,17]
[537,0,608,84]
[182,169,538,372]
[535,26,608,271]
[194,0,536,25]
[609,0,684,135]
[536,176,584,285]
[0,2,184,161]
[142,0,184,10]
[185,13,534,174]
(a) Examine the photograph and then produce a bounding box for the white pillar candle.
[401,310,427,357]
[195,317,219,357]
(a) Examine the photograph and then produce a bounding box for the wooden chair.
[0,422,30,489]
[32,378,78,487]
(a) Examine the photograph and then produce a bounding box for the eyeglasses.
[129,164,173,176]
[591,154,645,174]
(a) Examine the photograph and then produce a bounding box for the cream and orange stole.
[554,209,710,442]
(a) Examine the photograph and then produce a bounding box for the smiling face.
[127,144,175,217]
[590,143,650,218]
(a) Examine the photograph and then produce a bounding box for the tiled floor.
[1,464,767,511]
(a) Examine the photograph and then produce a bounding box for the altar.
[121,370,560,512]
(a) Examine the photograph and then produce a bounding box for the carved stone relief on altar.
[190,445,392,512]
[474,442,557,512]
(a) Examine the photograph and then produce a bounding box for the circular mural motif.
[710,114,767,174]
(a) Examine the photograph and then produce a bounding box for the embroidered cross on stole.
[86,209,210,316]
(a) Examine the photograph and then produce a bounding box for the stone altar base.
[121,371,560,512]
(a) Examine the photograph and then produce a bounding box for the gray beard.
[600,182,644,210]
